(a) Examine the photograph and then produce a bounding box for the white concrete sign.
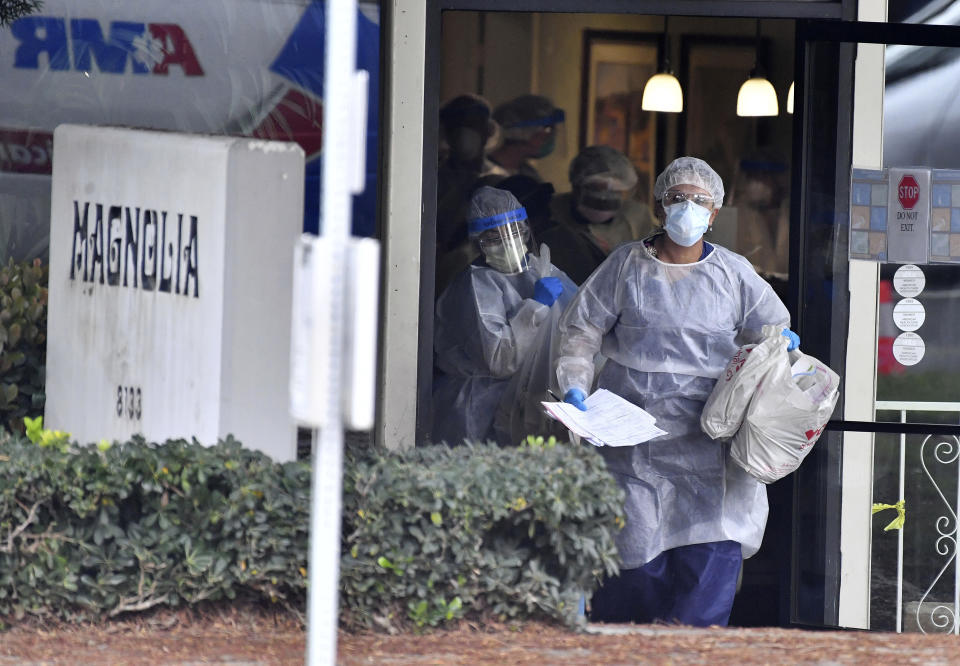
[46,124,304,461]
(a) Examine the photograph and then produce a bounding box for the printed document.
[542,389,667,447]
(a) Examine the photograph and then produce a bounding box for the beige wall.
[532,13,660,189]
[440,12,533,114]
[441,11,796,196]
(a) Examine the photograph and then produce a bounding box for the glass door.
[792,18,960,631]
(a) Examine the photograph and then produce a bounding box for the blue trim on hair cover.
[504,109,566,128]
[468,207,528,234]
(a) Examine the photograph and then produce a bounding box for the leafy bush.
[0,432,310,622]
[0,258,47,434]
[0,0,43,28]
[0,428,624,631]
[339,438,625,632]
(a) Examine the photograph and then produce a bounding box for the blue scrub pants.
[589,540,742,627]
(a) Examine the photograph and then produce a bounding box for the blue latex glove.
[782,328,800,352]
[533,276,565,307]
[564,388,587,412]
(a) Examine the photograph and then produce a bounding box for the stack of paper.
[541,389,667,447]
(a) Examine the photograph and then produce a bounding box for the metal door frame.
[794,17,960,629]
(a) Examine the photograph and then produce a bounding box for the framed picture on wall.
[680,37,758,193]
[580,31,659,204]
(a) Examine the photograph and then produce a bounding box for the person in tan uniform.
[543,145,656,284]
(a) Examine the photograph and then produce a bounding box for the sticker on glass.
[892,298,925,332]
[893,264,925,298]
[892,332,925,366]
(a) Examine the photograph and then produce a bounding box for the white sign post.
[301,0,374,664]
[46,124,304,461]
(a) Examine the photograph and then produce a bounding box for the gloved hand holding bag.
[702,324,841,484]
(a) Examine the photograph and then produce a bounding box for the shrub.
[0,258,47,434]
[339,438,625,632]
[0,0,43,28]
[0,429,624,631]
[0,432,310,622]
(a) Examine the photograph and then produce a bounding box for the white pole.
[307,0,358,664]
[897,411,905,633]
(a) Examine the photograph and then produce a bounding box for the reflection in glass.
[885,43,960,169]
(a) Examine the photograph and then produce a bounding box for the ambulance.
[0,0,380,261]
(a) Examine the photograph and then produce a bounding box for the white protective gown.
[434,249,576,446]
[556,236,790,568]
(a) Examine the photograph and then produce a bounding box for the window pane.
[885,44,960,169]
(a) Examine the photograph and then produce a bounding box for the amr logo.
[11,17,204,76]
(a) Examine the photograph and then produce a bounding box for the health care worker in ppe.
[545,146,657,284]
[487,95,565,182]
[433,187,576,446]
[435,94,503,298]
[555,156,799,626]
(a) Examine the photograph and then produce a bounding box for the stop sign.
[898,175,920,210]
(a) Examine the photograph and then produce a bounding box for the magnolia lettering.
[69,201,199,298]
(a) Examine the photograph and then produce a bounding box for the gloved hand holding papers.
[542,389,667,447]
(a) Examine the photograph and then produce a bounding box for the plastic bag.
[724,327,840,484]
[700,325,787,439]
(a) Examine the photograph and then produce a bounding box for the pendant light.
[736,19,779,117]
[787,81,795,114]
[641,16,683,113]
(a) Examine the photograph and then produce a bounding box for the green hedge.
[0,432,310,622]
[0,431,624,630]
[339,438,625,631]
[0,259,47,434]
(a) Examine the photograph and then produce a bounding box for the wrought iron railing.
[874,400,960,634]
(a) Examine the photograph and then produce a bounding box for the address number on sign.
[116,386,142,420]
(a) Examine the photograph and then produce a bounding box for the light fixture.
[736,19,779,117]
[641,17,683,113]
[787,81,795,114]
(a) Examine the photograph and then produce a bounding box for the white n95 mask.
[664,200,712,247]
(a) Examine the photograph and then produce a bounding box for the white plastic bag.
[700,325,786,439]
[701,324,840,483]
[729,337,840,484]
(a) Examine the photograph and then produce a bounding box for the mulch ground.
[338,622,960,665]
[2,608,960,664]
[0,605,304,665]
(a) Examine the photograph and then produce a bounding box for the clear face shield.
[470,208,532,275]
[504,109,567,161]
[532,121,567,161]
